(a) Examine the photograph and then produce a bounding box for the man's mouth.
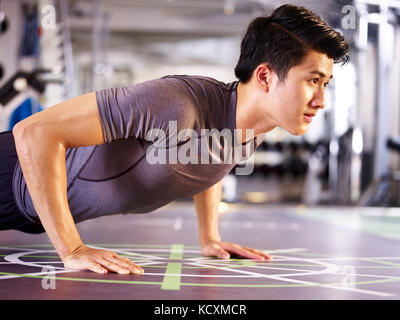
[304,113,315,122]
[304,112,317,117]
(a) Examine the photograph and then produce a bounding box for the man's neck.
[235,80,277,143]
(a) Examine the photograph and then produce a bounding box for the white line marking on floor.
[87,245,167,261]
[264,248,306,254]
[142,272,259,278]
[186,257,394,298]
[3,250,64,270]
[174,217,183,231]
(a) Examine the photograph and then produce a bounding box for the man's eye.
[311,78,319,84]
[324,82,330,88]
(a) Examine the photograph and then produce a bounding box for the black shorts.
[0,130,45,234]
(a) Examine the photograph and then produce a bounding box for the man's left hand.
[201,241,273,262]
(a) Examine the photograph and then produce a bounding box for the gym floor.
[0,201,399,300]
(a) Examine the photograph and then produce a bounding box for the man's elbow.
[13,121,30,142]
[12,120,53,154]
[13,120,40,143]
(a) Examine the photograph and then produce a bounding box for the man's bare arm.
[13,92,143,274]
[193,180,272,261]
[193,180,223,246]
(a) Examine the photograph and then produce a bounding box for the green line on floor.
[161,244,183,290]
[0,272,162,286]
[169,244,184,260]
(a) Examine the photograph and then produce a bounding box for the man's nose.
[311,87,326,109]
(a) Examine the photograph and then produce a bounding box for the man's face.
[267,50,334,135]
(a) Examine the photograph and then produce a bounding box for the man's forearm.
[193,180,222,246]
[13,124,83,259]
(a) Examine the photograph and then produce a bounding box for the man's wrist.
[199,233,221,247]
[58,240,85,260]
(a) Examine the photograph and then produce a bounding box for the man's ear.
[254,63,272,91]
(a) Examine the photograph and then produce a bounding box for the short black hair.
[234,4,350,83]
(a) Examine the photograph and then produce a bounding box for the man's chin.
[285,125,308,136]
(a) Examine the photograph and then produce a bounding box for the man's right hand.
[61,244,144,275]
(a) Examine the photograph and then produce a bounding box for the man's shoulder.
[161,74,237,92]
